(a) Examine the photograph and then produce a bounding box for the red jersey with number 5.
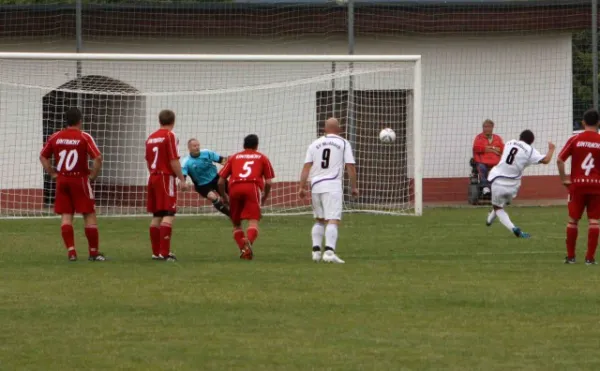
[145,129,180,175]
[559,130,600,193]
[40,128,101,177]
[219,149,275,190]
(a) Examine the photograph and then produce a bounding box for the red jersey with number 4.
[559,130,600,193]
[145,129,180,175]
[219,149,275,190]
[40,128,101,177]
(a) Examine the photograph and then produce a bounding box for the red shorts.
[229,183,262,225]
[568,189,600,220]
[54,176,95,215]
[147,174,177,214]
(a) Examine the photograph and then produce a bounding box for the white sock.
[311,223,325,248]
[487,209,496,224]
[325,224,338,250]
[495,209,515,232]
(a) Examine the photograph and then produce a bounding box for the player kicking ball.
[558,108,600,265]
[181,138,230,216]
[486,130,555,238]
[39,108,106,261]
[298,117,358,263]
[218,134,275,260]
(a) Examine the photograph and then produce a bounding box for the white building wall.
[0,35,572,190]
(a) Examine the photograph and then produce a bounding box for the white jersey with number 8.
[488,139,545,187]
[305,134,356,194]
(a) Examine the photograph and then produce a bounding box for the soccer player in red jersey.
[145,110,188,261]
[218,134,275,260]
[558,108,600,265]
[39,108,105,261]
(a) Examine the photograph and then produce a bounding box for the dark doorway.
[43,76,146,207]
[316,90,409,206]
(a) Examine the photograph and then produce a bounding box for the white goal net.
[0,53,422,218]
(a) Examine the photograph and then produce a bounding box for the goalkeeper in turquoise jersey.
[181,138,230,216]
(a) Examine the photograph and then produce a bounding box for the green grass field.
[2,207,600,371]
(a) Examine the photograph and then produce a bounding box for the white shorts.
[312,191,343,220]
[491,182,519,208]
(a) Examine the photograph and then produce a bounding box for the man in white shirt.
[486,130,555,237]
[298,118,359,263]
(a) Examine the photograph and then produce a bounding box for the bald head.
[324,117,341,135]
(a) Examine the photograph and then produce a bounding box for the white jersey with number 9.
[305,134,356,194]
[488,139,545,187]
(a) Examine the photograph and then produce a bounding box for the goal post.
[0,52,423,218]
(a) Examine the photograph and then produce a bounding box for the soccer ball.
[379,128,396,143]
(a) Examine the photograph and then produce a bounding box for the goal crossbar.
[0,52,421,63]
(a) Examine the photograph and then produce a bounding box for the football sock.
[486,209,496,224]
[247,227,259,244]
[159,223,172,257]
[233,228,246,251]
[150,225,161,256]
[84,224,99,257]
[586,222,599,260]
[61,224,75,254]
[566,222,578,259]
[311,223,325,249]
[495,209,515,232]
[325,224,338,250]
[212,198,230,216]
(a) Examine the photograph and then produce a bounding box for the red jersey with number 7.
[219,149,275,190]
[559,130,600,193]
[145,129,180,175]
[40,128,101,177]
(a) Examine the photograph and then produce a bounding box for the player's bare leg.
[83,212,105,261]
[322,220,345,264]
[491,205,529,238]
[311,218,326,262]
[150,216,162,260]
[207,191,230,217]
[585,219,599,265]
[159,215,177,262]
[565,217,579,264]
[60,214,77,261]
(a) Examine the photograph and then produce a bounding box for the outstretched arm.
[538,142,556,164]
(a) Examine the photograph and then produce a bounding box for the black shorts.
[195,176,225,198]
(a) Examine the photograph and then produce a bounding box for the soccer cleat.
[240,240,254,260]
[486,210,496,227]
[585,259,598,265]
[157,253,177,262]
[312,251,322,262]
[88,253,106,262]
[512,227,530,238]
[322,250,345,264]
[152,254,162,260]
[564,257,576,264]
[68,254,78,262]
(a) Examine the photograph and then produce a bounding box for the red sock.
[233,228,246,251]
[61,224,75,256]
[150,226,161,256]
[586,222,599,260]
[566,222,578,259]
[85,225,99,257]
[247,227,259,244]
[160,223,172,257]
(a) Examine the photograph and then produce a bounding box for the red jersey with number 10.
[559,130,600,193]
[40,128,101,177]
[145,129,180,175]
[219,149,275,190]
